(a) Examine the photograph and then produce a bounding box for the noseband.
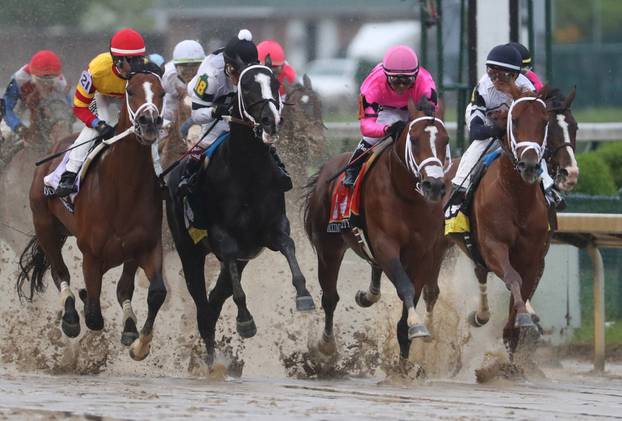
[125,72,163,140]
[507,97,548,163]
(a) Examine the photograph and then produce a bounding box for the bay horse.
[17,70,166,361]
[303,97,450,362]
[165,64,315,367]
[456,86,550,354]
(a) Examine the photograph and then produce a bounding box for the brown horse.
[303,98,449,362]
[457,88,550,354]
[17,70,166,361]
[159,94,191,170]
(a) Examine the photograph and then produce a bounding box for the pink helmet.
[382,45,419,76]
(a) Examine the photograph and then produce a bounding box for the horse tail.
[302,171,321,248]
[16,236,50,301]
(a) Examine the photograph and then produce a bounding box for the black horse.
[166,64,315,366]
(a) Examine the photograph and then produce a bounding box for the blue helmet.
[486,44,522,73]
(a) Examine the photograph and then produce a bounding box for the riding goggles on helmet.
[486,65,517,82]
[387,74,417,86]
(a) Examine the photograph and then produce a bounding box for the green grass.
[572,320,622,345]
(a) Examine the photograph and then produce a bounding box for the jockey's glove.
[491,124,506,139]
[95,121,115,140]
[14,124,27,138]
[211,104,231,120]
[386,120,407,141]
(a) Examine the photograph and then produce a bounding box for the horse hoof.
[61,297,80,338]
[85,314,104,331]
[468,311,489,327]
[515,312,535,328]
[408,324,431,340]
[317,333,337,356]
[121,318,139,346]
[236,318,257,339]
[355,290,380,308]
[129,337,151,361]
[296,295,316,312]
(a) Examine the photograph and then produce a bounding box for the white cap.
[172,40,205,64]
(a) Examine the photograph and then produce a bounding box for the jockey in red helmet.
[1,50,69,139]
[257,39,297,97]
[342,45,439,187]
[55,28,147,197]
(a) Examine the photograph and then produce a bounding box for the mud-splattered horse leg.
[271,222,315,311]
[468,266,491,327]
[315,240,346,356]
[355,266,382,308]
[226,258,256,339]
[129,245,167,361]
[81,253,105,331]
[116,261,139,346]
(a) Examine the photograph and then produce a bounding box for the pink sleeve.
[358,95,387,138]
[527,70,544,92]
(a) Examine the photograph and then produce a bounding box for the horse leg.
[482,243,533,329]
[422,282,440,343]
[34,218,78,337]
[81,254,104,331]
[116,261,139,346]
[468,266,491,327]
[382,257,430,340]
[129,246,167,361]
[316,243,346,356]
[355,266,382,308]
[272,229,315,311]
[226,258,256,339]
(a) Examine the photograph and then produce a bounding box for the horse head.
[504,85,549,185]
[403,97,449,202]
[235,64,281,144]
[281,74,325,143]
[124,70,164,145]
[540,85,579,191]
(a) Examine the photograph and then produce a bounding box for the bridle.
[506,96,548,164]
[543,108,575,166]
[402,116,450,195]
[125,72,163,141]
[235,64,281,138]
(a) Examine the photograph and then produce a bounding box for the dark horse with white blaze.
[165,64,315,366]
[304,98,450,362]
[17,70,166,361]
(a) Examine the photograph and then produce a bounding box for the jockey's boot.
[55,171,78,197]
[545,186,566,211]
[269,146,293,192]
[178,154,204,196]
[342,140,371,188]
[444,184,470,235]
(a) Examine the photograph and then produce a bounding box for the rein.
[236,64,281,130]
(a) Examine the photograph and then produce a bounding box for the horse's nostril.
[138,115,148,125]
[421,180,432,191]
[558,168,569,178]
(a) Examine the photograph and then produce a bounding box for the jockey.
[55,28,146,197]
[445,44,558,234]
[342,45,438,187]
[257,39,297,98]
[179,29,292,193]
[162,40,205,135]
[508,42,543,92]
[2,50,69,138]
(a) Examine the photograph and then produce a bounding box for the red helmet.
[29,50,62,77]
[257,40,285,66]
[110,28,145,57]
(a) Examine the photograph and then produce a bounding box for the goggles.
[486,66,517,82]
[387,74,416,86]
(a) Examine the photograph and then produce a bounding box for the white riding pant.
[362,109,408,145]
[66,94,121,173]
[194,118,230,150]
[451,138,554,191]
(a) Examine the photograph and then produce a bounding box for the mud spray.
[0,142,527,384]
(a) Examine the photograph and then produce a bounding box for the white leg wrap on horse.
[540,161,554,190]
[59,281,74,306]
[407,307,423,326]
[364,288,381,304]
[122,299,137,324]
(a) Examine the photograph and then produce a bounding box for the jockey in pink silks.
[342,45,439,187]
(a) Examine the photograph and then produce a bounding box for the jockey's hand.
[95,121,115,140]
[211,104,231,120]
[386,120,407,141]
[179,117,194,139]
[491,124,506,139]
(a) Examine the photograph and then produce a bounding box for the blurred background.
[0,0,621,357]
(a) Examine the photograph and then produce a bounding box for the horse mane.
[539,84,568,110]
